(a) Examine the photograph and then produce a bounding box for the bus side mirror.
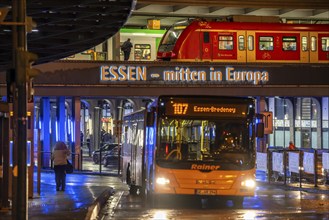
[146,112,154,127]
[256,123,264,138]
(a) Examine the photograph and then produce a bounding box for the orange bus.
[121,95,264,207]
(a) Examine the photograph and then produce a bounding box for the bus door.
[237,31,247,62]
[309,32,318,63]
[246,31,256,63]
[300,32,309,63]
[201,31,212,61]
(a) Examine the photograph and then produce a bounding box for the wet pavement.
[0,169,327,220]
[100,173,329,220]
[0,170,128,220]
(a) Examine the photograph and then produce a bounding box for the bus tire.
[233,196,244,208]
[146,191,157,208]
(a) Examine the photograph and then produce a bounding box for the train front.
[156,20,192,61]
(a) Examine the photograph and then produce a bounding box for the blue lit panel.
[10,140,32,167]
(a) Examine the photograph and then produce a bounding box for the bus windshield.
[157,118,253,163]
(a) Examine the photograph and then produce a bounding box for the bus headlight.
[241,179,256,188]
[156,177,170,185]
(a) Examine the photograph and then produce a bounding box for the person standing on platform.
[288,141,296,150]
[121,38,133,61]
[52,141,70,191]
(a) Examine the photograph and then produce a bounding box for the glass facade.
[269,97,328,149]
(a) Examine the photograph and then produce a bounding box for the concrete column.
[322,97,328,149]
[27,102,34,198]
[112,32,121,61]
[113,99,123,143]
[40,97,51,167]
[295,98,302,147]
[269,98,275,147]
[257,96,267,152]
[72,97,81,169]
[56,97,66,142]
[93,102,102,150]
[50,101,57,148]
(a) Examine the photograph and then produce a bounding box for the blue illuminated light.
[71,120,75,142]
[55,121,59,142]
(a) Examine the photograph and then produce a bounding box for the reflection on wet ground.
[100,184,329,220]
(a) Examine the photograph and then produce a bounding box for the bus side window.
[248,35,254,51]
[311,36,317,52]
[302,36,308,51]
[203,32,210,43]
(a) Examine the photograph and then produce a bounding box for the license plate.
[196,189,217,195]
[196,179,216,184]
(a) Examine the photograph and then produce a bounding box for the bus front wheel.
[146,191,159,208]
[232,196,244,208]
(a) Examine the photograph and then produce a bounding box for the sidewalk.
[256,170,329,194]
[0,170,128,220]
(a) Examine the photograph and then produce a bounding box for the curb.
[85,187,115,220]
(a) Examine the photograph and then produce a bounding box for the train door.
[300,33,309,63]
[201,31,212,61]
[309,32,318,63]
[237,31,247,62]
[246,31,256,62]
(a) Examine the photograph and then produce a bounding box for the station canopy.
[0,0,136,71]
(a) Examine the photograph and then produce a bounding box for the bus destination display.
[165,102,248,117]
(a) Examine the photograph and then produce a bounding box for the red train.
[157,18,329,63]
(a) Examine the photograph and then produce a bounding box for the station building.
[0,29,328,171]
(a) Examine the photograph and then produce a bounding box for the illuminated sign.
[100,65,147,81]
[100,65,269,85]
[165,102,247,117]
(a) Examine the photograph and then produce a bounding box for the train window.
[321,37,329,51]
[259,36,273,51]
[238,35,245,50]
[204,32,210,43]
[282,37,297,51]
[302,37,308,51]
[248,35,254,51]
[218,35,233,50]
[311,36,317,52]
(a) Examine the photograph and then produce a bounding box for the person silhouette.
[121,38,133,61]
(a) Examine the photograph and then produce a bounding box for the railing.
[257,148,329,188]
